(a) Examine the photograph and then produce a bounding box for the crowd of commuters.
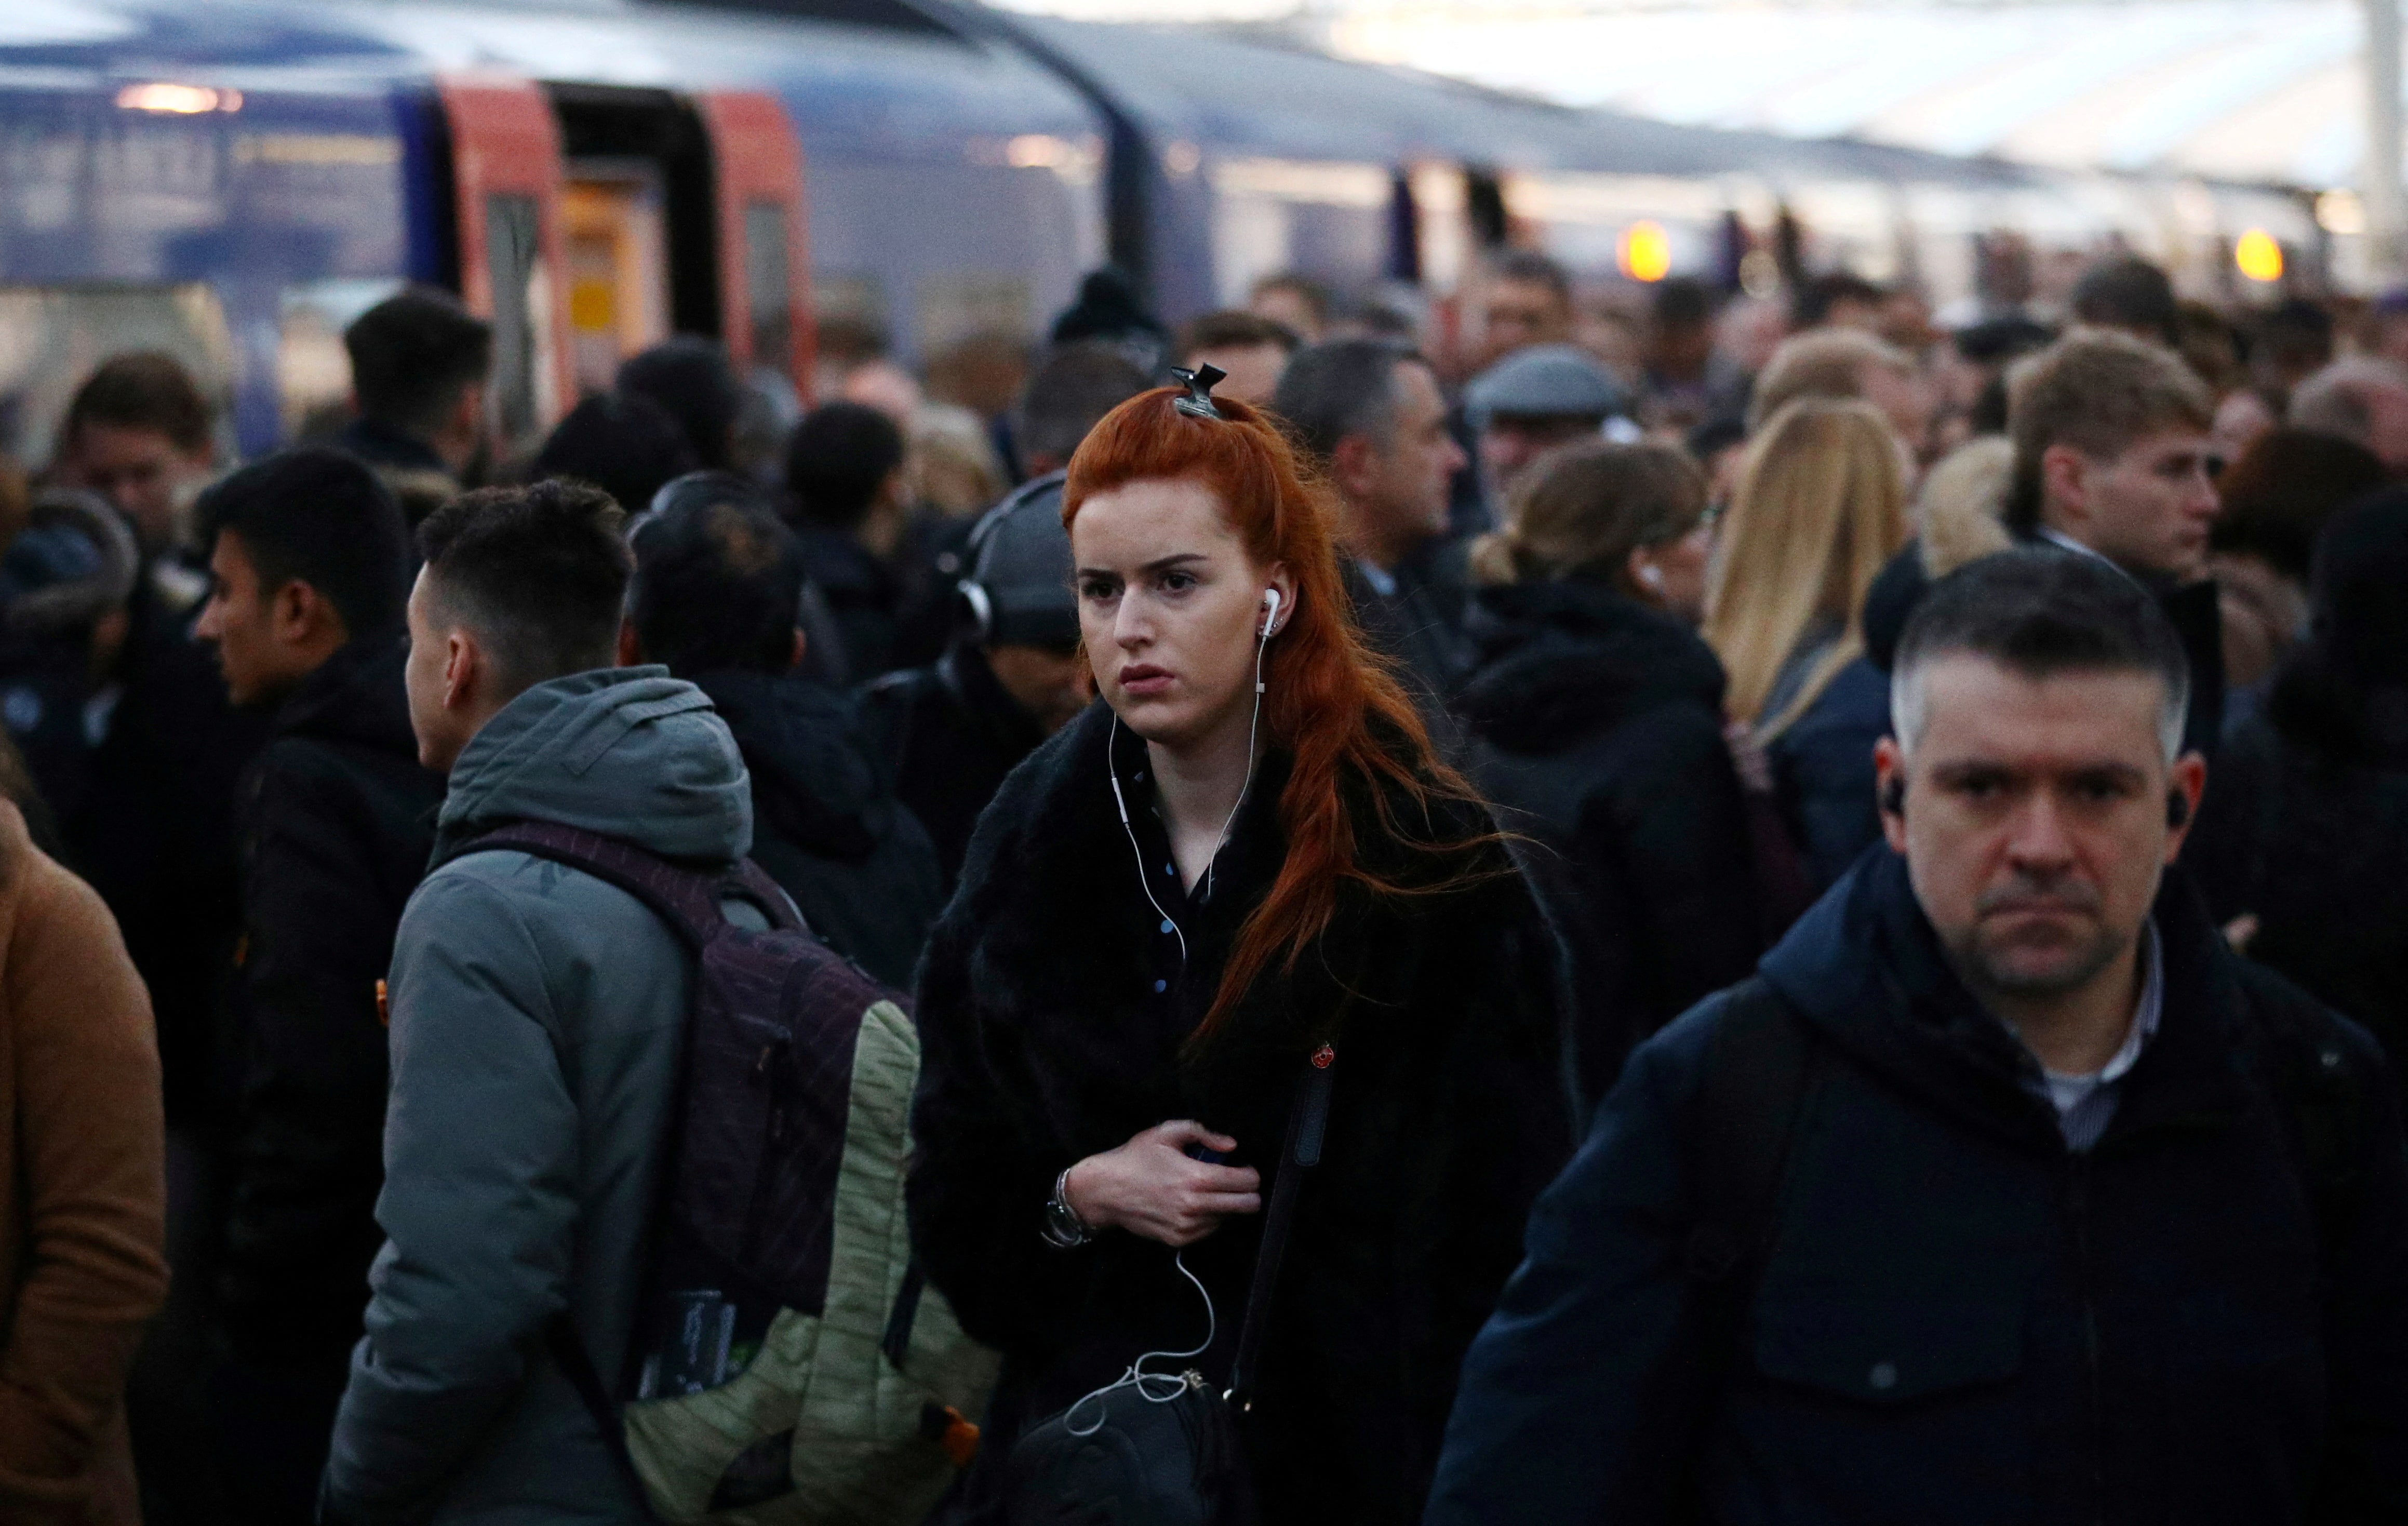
[0,239,2404,1525]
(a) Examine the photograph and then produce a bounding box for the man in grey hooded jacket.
[321,479,750,1524]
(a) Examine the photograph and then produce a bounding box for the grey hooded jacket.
[322,668,750,1525]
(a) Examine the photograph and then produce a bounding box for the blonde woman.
[1704,397,1907,886]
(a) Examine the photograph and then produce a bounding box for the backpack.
[471,822,1000,1524]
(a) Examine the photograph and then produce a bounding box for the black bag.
[1000,1045,1339,1526]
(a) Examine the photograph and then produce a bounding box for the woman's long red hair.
[1064,386,1492,1040]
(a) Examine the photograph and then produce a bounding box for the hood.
[433,666,751,866]
[1759,844,2251,1154]
[1457,581,1725,753]
[691,668,888,864]
[274,631,419,756]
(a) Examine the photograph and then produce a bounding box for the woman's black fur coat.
[907,702,1573,1525]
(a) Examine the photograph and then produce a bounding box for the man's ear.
[1873,735,1909,855]
[2165,750,2208,864]
[1328,432,1382,502]
[2038,442,2090,531]
[272,580,344,649]
[617,620,643,668]
[789,626,807,674]
[443,628,478,712]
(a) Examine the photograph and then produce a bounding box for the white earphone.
[1637,563,1665,590]
[1261,587,1282,639]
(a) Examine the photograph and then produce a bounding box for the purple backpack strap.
[465,822,805,944]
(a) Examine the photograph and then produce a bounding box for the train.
[0,0,2325,466]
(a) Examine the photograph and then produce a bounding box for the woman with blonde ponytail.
[907,380,1570,1526]
[1704,397,1907,885]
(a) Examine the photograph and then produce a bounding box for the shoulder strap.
[1684,978,1818,1289]
[1668,979,1823,1520]
[466,822,804,944]
[1226,1043,1337,1410]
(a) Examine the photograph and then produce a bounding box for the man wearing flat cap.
[1465,343,1633,503]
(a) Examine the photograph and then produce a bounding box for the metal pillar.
[2369,0,2405,281]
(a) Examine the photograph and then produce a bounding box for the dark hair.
[534,391,699,517]
[344,287,492,438]
[1791,272,1885,330]
[195,447,409,636]
[1270,337,1419,464]
[1892,548,2190,759]
[2268,489,2408,760]
[1651,276,1715,329]
[1180,309,1301,357]
[1016,342,1151,468]
[2212,427,2386,582]
[1484,249,1571,305]
[618,336,743,471]
[1685,411,1747,464]
[417,479,631,692]
[63,352,212,454]
[627,484,805,677]
[1953,315,2055,366]
[2070,256,2178,345]
[784,403,904,532]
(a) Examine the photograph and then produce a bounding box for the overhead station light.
[2233,227,2283,283]
[1618,220,1671,282]
[115,83,241,114]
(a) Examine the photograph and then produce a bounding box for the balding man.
[2291,356,2408,475]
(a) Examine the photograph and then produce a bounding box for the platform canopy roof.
[1321,0,2378,190]
[985,0,2390,191]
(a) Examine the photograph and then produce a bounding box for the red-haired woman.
[907,380,1572,1523]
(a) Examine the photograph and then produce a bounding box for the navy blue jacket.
[1765,656,1889,891]
[1428,848,2408,1525]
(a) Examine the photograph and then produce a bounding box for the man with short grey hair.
[1429,547,2408,1524]
[2291,355,2408,475]
[1273,337,1473,713]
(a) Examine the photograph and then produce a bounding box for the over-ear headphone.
[1261,588,1282,640]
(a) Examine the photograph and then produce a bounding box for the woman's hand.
[1063,1120,1263,1248]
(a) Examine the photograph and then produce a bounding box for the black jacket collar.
[1458,580,1725,752]
[271,632,419,757]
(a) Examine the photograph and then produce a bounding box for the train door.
[547,85,813,415]
[437,77,575,453]
[694,91,813,404]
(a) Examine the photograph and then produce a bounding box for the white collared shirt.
[2032,919,2164,1153]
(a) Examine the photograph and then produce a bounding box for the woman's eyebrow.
[1077,552,1209,580]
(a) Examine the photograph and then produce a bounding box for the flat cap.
[1466,343,1629,424]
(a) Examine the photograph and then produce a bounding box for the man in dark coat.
[1429,550,2408,1523]
[2190,490,2408,1100]
[190,449,442,1523]
[860,474,1091,888]
[1273,339,1477,719]
[621,476,942,988]
[1864,328,2225,760]
[336,287,491,501]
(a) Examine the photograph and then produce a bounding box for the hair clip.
[1171,364,1227,420]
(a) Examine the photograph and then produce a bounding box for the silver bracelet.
[1041,1166,1095,1249]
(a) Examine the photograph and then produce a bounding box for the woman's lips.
[1118,664,1174,697]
